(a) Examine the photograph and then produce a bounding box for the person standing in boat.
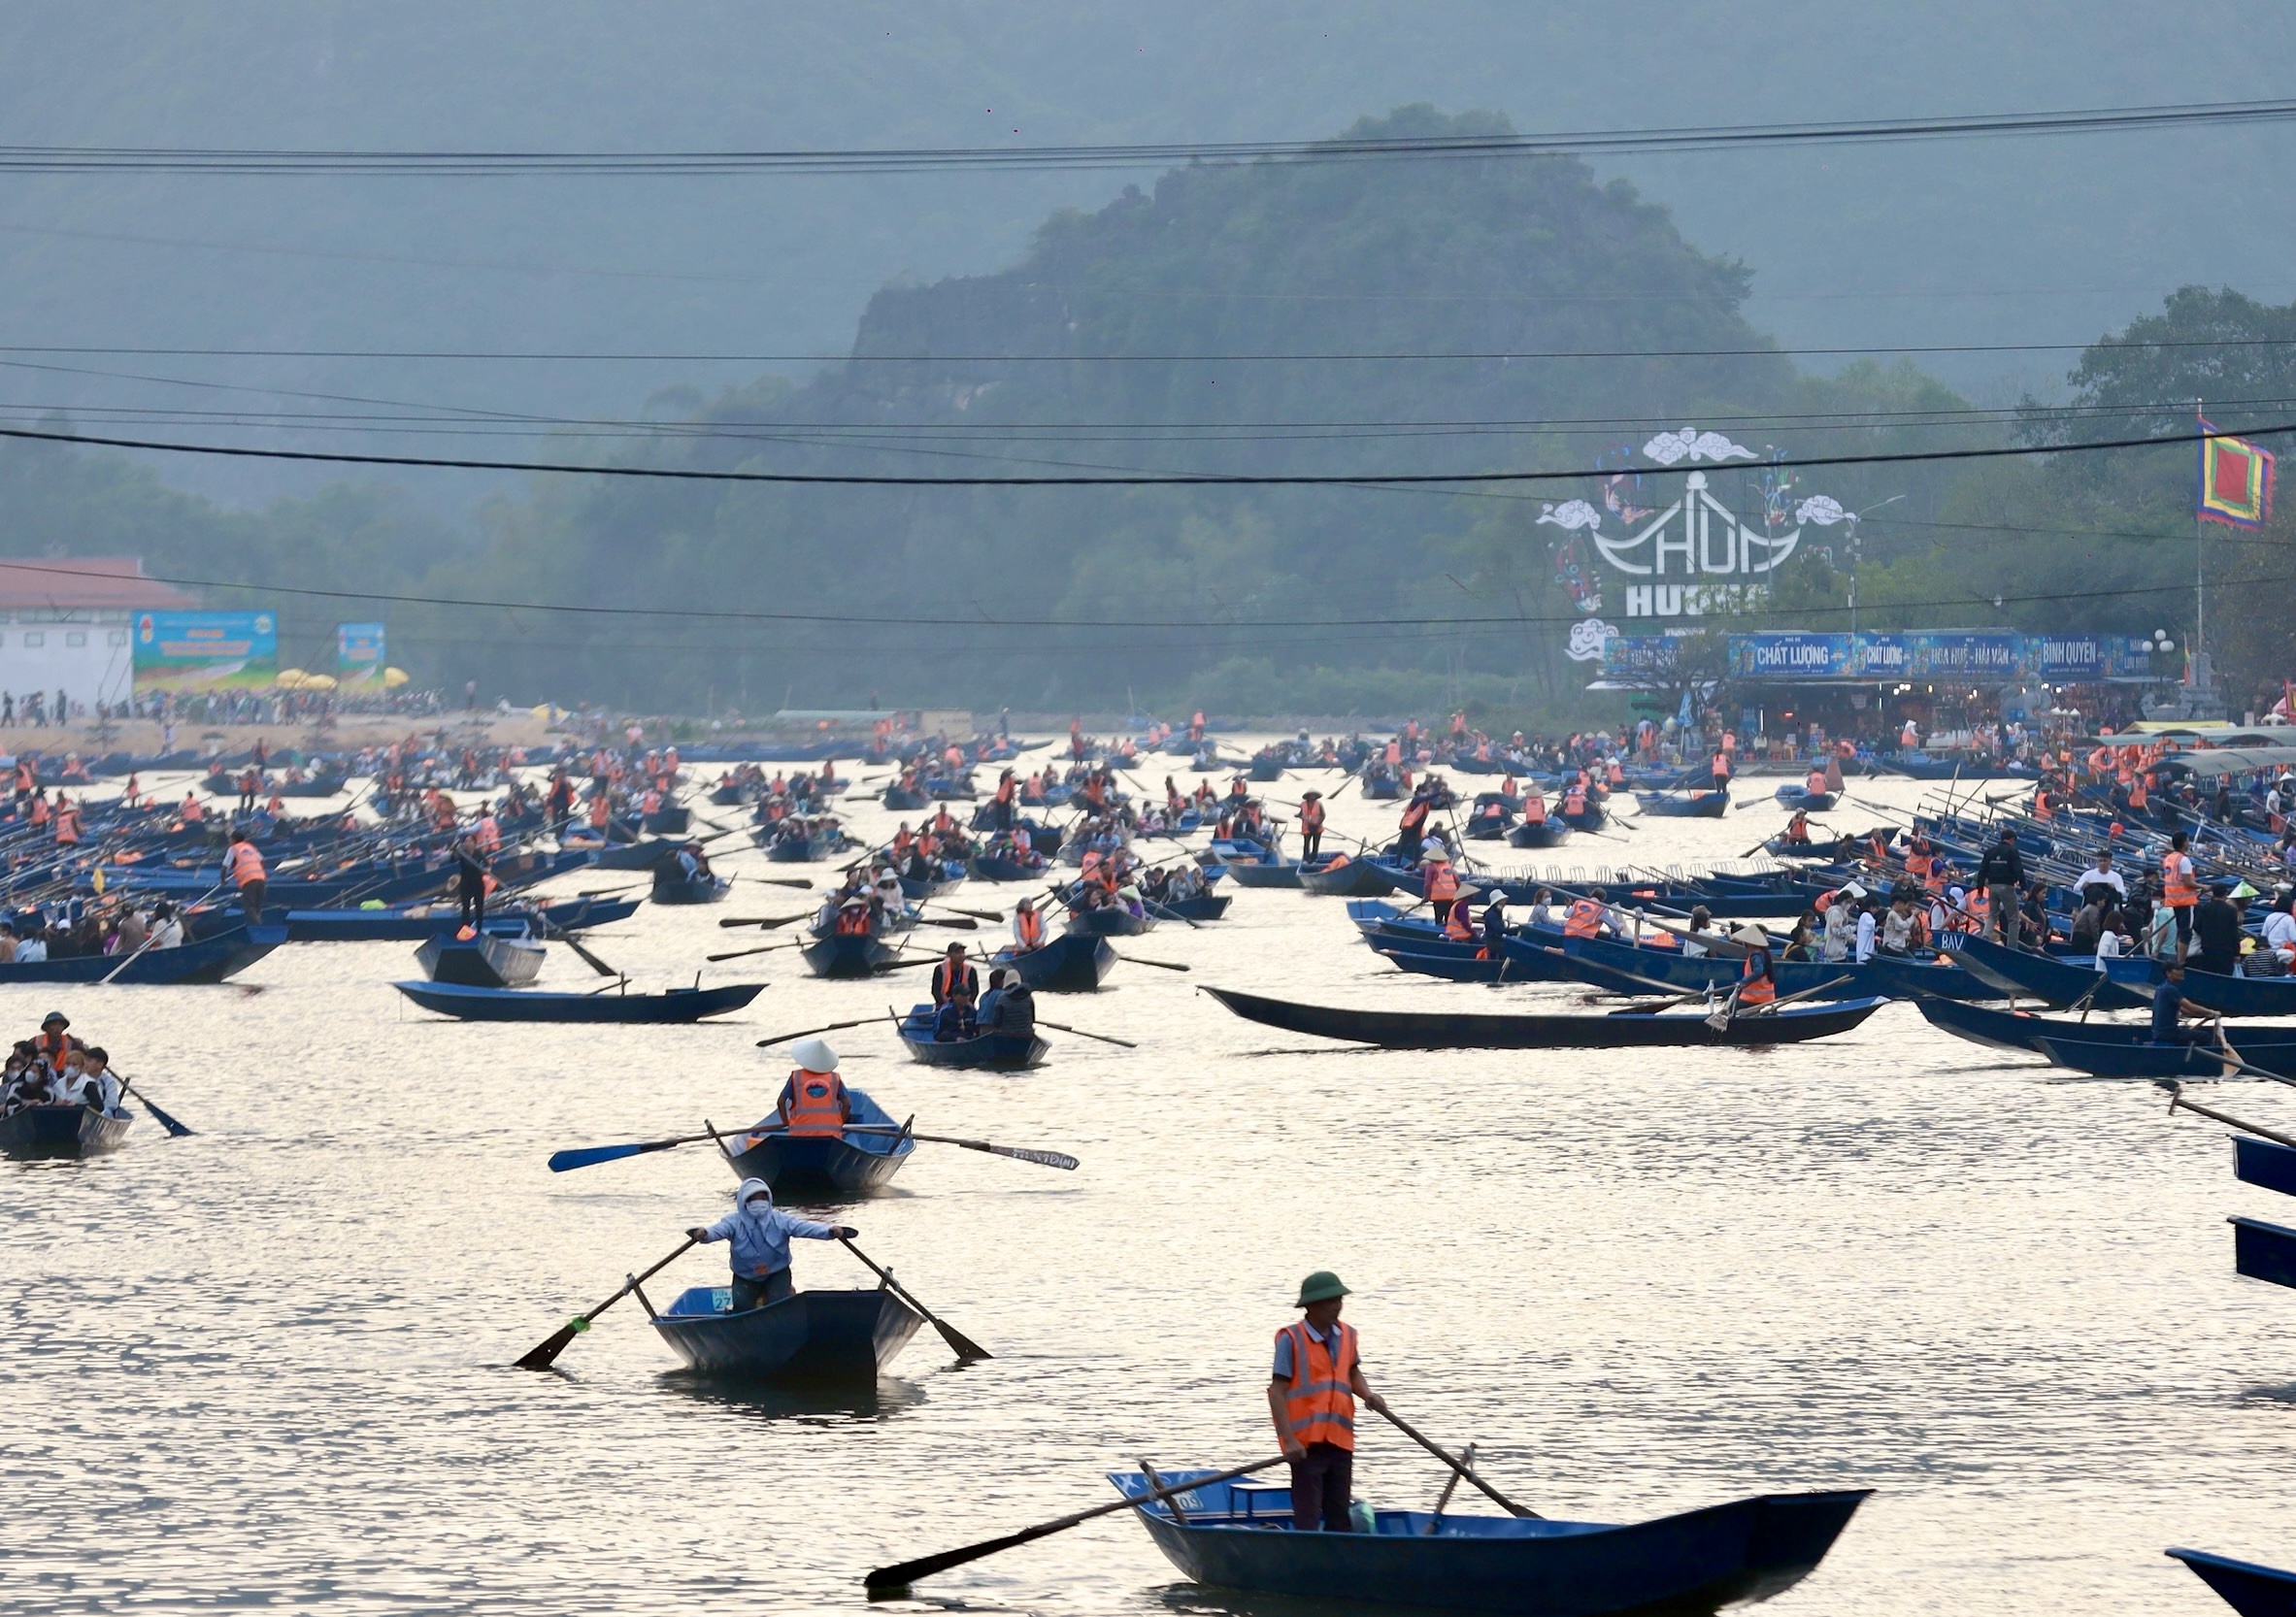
[1733,926,1779,1005]
[1297,791,1325,862]
[686,1179,854,1311]
[1010,897,1047,954]
[224,828,267,924]
[1269,1271,1387,1533]
[932,941,978,1006]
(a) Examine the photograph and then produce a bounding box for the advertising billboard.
[132,610,279,692]
[336,621,386,683]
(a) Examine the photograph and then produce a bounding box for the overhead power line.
[0,417,2282,489]
[4,99,2296,176]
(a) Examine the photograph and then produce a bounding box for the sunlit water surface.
[4,761,2290,1616]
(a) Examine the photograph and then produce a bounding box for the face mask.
[745,1199,772,1217]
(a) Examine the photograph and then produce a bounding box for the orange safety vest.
[933,958,973,1002]
[225,842,266,887]
[1300,800,1324,832]
[1562,785,1586,814]
[1738,951,1777,1006]
[52,806,79,844]
[588,794,611,829]
[1967,889,1990,927]
[2163,851,2199,908]
[1399,799,1430,832]
[1806,770,1827,793]
[1445,898,1476,940]
[1015,907,1046,950]
[36,1030,74,1070]
[1523,794,1547,823]
[782,1069,847,1137]
[832,906,873,937]
[1563,898,1604,938]
[1424,863,1460,905]
[1276,1319,1359,1452]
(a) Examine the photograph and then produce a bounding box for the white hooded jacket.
[699,1177,838,1279]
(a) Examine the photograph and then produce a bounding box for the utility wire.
[6,98,2296,174]
[0,416,2280,488]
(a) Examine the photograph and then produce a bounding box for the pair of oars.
[758,1008,1140,1051]
[546,1119,1079,1174]
[863,1402,1535,1592]
[511,1230,988,1370]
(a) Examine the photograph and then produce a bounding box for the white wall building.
[0,559,198,714]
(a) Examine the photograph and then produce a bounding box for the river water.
[4,757,2289,1616]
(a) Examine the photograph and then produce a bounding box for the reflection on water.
[4,766,2294,1615]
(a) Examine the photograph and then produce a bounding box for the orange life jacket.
[1300,800,1324,831]
[225,842,266,887]
[1276,1319,1358,1452]
[782,1069,847,1137]
[1563,785,1586,814]
[1563,898,1604,938]
[1738,951,1777,1006]
[2163,851,2199,908]
[1445,898,1476,940]
[1523,794,1547,823]
[1015,907,1046,950]
[933,958,973,1002]
[1425,863,1460,905]
[832,906,873,937]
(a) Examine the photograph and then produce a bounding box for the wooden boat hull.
[582,837,691,871]
[280,896,638,942]
[643,806,692,836]
[1300,857,1402,898]
[2233,1215,2296,1292]
[1636,790,1730,818]
[650,874,734,905]
[1371,943,1510,982]
[1150,893,1231,922]
[896,1007,1048,1069]
[1550,932,2000,1003]
[1223,861,1304,888]
[967,855,1046,882]
[2235,1137,2296,1201]
[414,932,546,988]
[2102,956,2296,1018]
[2171,1545,2296,1616]
[1774,785,1838,811]
[881,787,928,811]
[1204,985,1887,1049]
[2032,1036,2280,1080]
[0,1103,133,1159]
[391,980,764,1022]
[651,1284,923,1378]
[722,1089,915,1197]
[1067,908,1150,938]
[1112,1471,1869,1616]
[1507,820,1571,849]
[761,835,845,863]
[801,935,900,978]
[1949,936,2149,1010]
[0,923,286,985]
[992,932,1115,993]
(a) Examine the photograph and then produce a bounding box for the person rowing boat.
[685,1178,856,1311]
[1269,1270,1388,1533]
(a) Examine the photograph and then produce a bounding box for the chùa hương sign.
[1539,429,1851,621]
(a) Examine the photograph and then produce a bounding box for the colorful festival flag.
[2197,415,2275,528]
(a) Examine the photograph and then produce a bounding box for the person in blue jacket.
[686,1177,853,1310]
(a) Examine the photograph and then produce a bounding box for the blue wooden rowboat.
[649,1283,924,1378]
[895,1006,1048,1070]
[1917,996,2296,1065]
[0,1102,134,1159]
[1204,985,1887,1049]
[1067,907,1151,939]
[414,931,546,988]
[989,932,1115,992]
[1150,892,1231,923]
[0,923,286,985]
[2233,1215,2296,1291]
[2170,1545,2296,1614]
[2031,1036,2281,1080]
[2102,956,2296,1018]
[722,1085,915,1197]
[801,934,901,978]
[1223,858,1306,888]
[650,871,734,906]
[967,853,1048,882]
[2234,1137,2296,1201]
[898,867,966,903]
[1635,789,1730,818]
[280,895,639,943]
[881,785,929,811]
[642,804,692,836]
[1108,1470,1869,1615]
[1507,819,1571,849]
[759,831,849,863]
[1550,931,2000,1004]
[1371,942,1510,982]
[392,979,764,1022]
[577,836,693,872]
[1947,936,2149,1009]
[1773,784,1838,812]
[1300,855,1403,898]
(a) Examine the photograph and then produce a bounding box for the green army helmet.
[1295,1270,1351,1307]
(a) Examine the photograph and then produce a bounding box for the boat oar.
[1112,951,1190,973]
[1035,1017,1138,1049]
[2165,1082,2296,1144]
[753,1015,884,1049]
[706,941,800,963]
[717,911,810,929]
[837,1235,989,1361]
[549,1130,717,1172]
[116,1074,193,1138]
[932,905,1006,923]
[1373,1403,1541,1518]
[864,1454,1287,1594]
[515,1235,698,1370]
[539,915,621,979]
[745,1123,1079,1171]
[752,876,815,890]
[915,915,980,931]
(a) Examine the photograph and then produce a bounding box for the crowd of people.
[0,1010,119,1115]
